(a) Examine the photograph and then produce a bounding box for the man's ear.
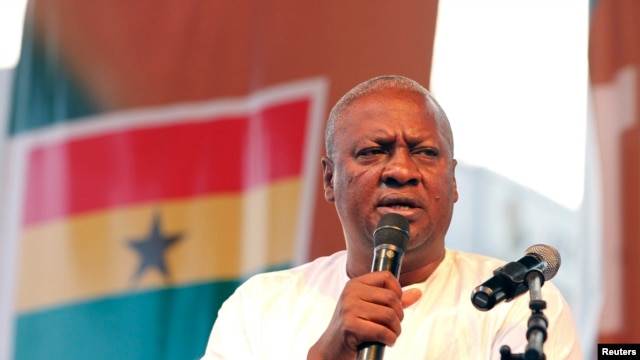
[452,159,459,203]
[321,157,335,202]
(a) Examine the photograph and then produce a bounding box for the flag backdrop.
[0,1,439,359]
[589,0,640,344]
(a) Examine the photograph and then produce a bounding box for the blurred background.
[0,0,636,359]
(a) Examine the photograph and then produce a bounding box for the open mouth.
[378,196,420,210]
[384,204,415,210]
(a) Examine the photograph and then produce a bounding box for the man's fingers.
[401,288,422,307]
[357,271,403,294]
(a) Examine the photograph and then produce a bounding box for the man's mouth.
[385,204,415,210]
[378,196,420,210]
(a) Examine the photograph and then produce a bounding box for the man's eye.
[358,148,386,157]
[415,148,439,157]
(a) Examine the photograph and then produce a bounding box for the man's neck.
[345,246,446,287]
[397,248,446,287]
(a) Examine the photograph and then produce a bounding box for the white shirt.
[203,249,582,359]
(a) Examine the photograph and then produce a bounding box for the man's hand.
[307,271,422,360]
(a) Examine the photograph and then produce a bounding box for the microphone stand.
[499,270,548,360]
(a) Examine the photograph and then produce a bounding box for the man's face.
[322,88,458,259]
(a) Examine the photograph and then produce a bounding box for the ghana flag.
[4,79,326,359]
[0,1,439,359]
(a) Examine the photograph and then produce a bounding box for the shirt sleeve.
[541,286,583,359]
[201,285,255,360]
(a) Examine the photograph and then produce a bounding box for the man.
[202,75,582,359]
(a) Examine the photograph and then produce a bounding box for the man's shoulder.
[238,250,348,293]
[445,248,507,272]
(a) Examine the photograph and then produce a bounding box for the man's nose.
[381,149,420,187]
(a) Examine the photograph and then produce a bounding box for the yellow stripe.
[17,178,302,312]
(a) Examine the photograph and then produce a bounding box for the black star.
[128,212,184,282]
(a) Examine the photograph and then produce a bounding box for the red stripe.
[23,98,311,226]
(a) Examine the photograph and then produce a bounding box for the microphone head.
[373,213,410,250]
[524,244,561,280]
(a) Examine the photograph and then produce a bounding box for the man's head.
[325,75,454,160]
[321,75,458,280]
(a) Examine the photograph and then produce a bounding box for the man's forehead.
[334,95,454,156]
[340,92,435,125]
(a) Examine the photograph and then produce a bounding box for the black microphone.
[357,213,410,360]
[470,244,561,311]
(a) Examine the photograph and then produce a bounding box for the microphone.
[470,244,561,311]
[357,213,410,360]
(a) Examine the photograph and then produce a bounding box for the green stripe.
[9,18,99,137]
[14,280,240,360]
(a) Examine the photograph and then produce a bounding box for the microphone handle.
[357,343,385,360]
[357,244,405,360]
[371,244,404,275]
